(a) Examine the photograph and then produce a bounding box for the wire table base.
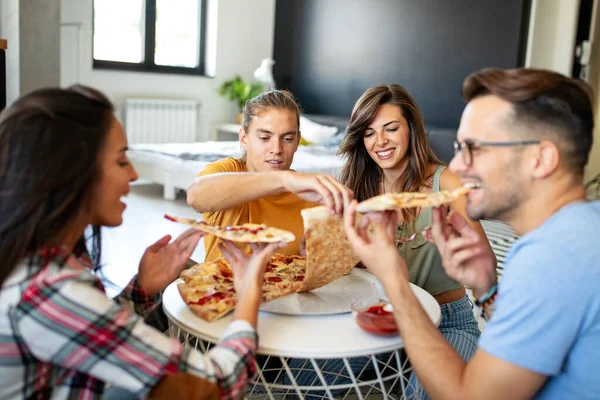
[168,322,422,399]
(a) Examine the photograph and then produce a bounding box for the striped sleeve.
[12,265,258,399]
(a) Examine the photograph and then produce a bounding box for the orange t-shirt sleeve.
[196,158,248,261]
[197,157,244,177]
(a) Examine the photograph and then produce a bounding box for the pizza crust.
[299,206,360,292]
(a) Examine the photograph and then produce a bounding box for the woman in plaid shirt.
[0,85,283,399]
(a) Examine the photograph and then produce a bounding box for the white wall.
[1,0,61,105]
[20,0,60,96]
[526,0,580,76]
[0,0,21,106]
[525,0,600,182]
[60,0,276,141]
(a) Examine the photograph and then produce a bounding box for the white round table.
[163,270,441,399]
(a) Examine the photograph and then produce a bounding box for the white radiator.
[124,98,200,144]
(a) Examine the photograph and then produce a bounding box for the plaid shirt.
[0,245,257,399]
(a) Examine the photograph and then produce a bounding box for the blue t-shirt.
[480,201,600,399]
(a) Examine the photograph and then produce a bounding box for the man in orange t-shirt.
[187,90,353,261]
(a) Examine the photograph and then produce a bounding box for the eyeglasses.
[453,139,541,166]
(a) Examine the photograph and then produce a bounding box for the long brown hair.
[0,85,114,285]
[463,68,594,174]
[338,84,442,222]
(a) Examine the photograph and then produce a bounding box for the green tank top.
[395,165,463,296]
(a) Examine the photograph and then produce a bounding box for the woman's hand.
[218,240,285,295]
[343,200,408,284]
[219,240,286,327]
[137,229,204,295]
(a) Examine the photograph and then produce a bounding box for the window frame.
[92,0,207,76]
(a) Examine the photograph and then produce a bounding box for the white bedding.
[128,141,345,199]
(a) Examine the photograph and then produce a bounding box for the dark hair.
[338,84,442,222]
[0,85,114,285]
[463,67,594,173]
[241,89,301,132]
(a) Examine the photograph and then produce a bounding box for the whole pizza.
[177,254,307,322]
[171,206,359,322]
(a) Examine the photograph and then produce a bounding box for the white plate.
[259,268,386,316]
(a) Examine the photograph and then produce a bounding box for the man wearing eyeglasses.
[344,68,600,399]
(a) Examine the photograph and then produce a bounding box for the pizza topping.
[265,276,283,283]
[192,292,227,306]
[225,225,265,235]
[219,270,232,279]
[265,263,277,272]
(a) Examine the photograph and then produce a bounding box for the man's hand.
[343,200,408,284]
[218,240,285,295]
[279,171,353,217]
[427,207,497,298]
[137,229,204,295]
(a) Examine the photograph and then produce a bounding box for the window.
[93,0,206,75]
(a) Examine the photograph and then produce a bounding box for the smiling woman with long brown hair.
[0,85,283,399]
[339,84,495,399]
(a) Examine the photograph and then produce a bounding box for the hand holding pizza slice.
[218,240,285,295]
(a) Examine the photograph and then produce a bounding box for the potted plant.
[217,75,264,124]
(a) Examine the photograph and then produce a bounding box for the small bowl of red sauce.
[351,297,398,337]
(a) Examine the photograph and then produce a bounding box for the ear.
[531,140,560,179]
[239,127,249,151]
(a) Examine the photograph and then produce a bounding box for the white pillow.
[299,115,338,144]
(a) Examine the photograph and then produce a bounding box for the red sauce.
[265,264,276,273]
[192,292,226,306]
[225,225,265,235]
[164,214,177,222]
[355,303,398,336]
[296,275,305,281]
[220,270,232,279]
[265,276,282,283]
[366,304,392,316]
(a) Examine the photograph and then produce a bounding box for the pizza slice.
[165,215,296,243]
[177,284,237,322]
[355,183,476,213]
[299,206,360,292]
